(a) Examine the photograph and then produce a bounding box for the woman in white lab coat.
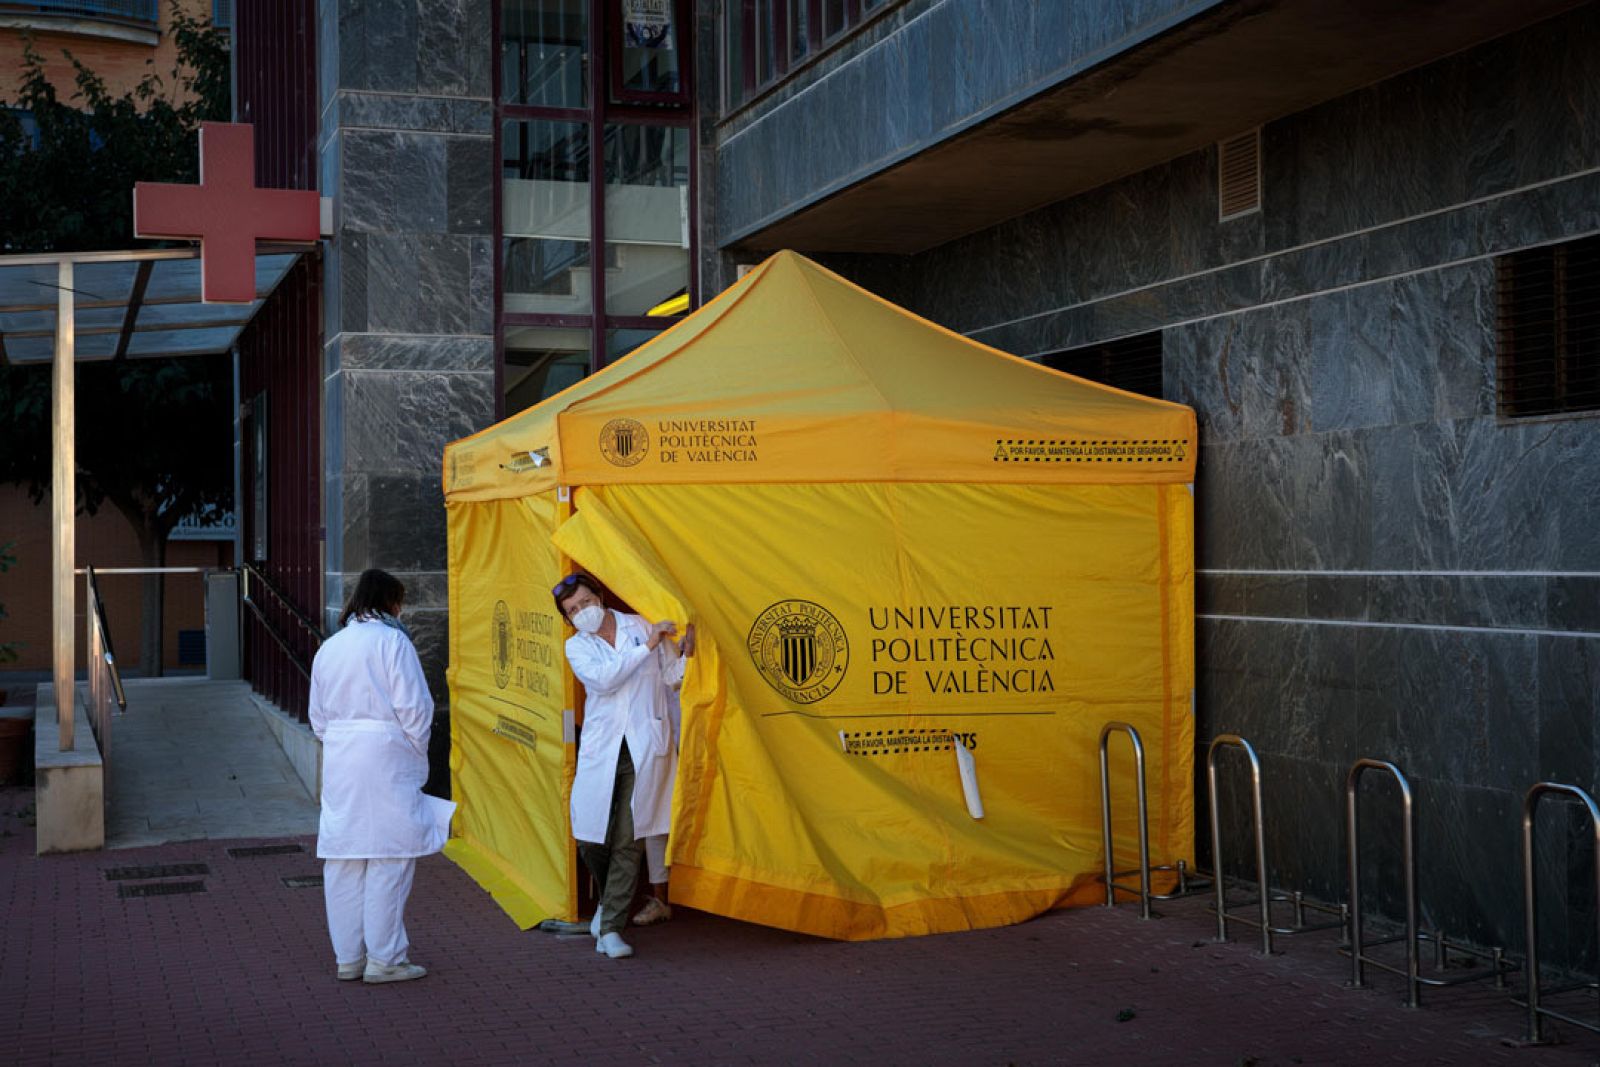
[309,568,454,985]
[554,573,680,960]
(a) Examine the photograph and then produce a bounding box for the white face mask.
[571,604,606,634]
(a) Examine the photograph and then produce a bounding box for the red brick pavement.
[2,786,1596,1066]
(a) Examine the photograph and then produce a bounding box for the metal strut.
[1345,757,1514,1008]
[1206,735,1345,956]
[1208,734,1273,954]
[1522,781,1600,1044]
[1099,722,1153,919]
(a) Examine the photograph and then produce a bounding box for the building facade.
[708,0,1600,959]
[228,0,1600,955]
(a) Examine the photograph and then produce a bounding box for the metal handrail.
[84,567,126,713]
[83,566,127,797]
[1521,782,1600,1043]
[1099,722,1152,919]
[238,562,323,681]
[240,562,324,643]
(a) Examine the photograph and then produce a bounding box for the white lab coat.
[309,617,455,859]
[567,611,681,845]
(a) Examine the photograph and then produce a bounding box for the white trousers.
[644,834,669,885]
[323,857,417,967]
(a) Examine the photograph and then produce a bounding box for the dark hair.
[340,569,406,627]
[551,572,605,621]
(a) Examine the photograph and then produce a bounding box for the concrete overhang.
[729,0,1589,255]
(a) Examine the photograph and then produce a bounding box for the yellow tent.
[442,251,1197,940]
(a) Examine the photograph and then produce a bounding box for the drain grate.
[118,880,207,899]
[227,843,304,858]
[104,863,210,881]
[281,875,323,889]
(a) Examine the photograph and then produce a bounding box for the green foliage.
[0,541,18,664]
[0,7,234,675]
[0,355,233,542]
[0,4,230,253]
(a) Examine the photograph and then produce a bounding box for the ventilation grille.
[104,863,210,881]
[1041,332,1165,399]
[118,881,207,899]
[227,843,305,858]
[1218,130,1261,220]
[1497,235,1600,418]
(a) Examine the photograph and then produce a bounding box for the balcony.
[0,1,160,45]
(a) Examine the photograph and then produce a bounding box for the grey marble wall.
[714,0,1226,246]
[320,0,497,789]
[812,5,1600,963]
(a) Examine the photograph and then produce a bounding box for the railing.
[6,1,158,27]
[239,561,323,682]
[1521,782,1600,1043]
[83,566,127,789]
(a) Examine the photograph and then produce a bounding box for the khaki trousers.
[577,740,642,937]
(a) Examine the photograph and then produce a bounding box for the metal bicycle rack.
[1099,722,1153,919]
[1098,722,1212,920]
[1205,734,1345,956]
[1521,781,1600,1043]
[1345,757,1513,1008]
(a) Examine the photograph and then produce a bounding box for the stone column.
[318,0,497,790]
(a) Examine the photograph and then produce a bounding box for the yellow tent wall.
[443,251,1196,938]
[442,491,576,926]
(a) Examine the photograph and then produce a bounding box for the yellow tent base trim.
[671,864,1122,941]
[444,837,560,930]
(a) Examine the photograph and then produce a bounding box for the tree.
[0,6,229,253]
[0,7,233,676]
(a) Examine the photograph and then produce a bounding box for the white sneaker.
[589,906,603,939]
[363,960,428,984]
[596,932,634,959]
[337,956,365,981]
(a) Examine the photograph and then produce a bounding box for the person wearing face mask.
[553,572,681,960]
[309,568,454,985]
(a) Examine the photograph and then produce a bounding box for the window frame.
[607,0,692,107]
[495,0,698,420]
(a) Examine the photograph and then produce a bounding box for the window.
[503,0,589,108]
[497,0,696,417]
[1497,236,1600,418]
[602,124,690,316]
[502,120,592,315]
[724,0,901,110]
[505,326,590,411]
[3,109,40,151]
[1040,332,1165,399]
[613,0,687,103]
[24,1,157,28]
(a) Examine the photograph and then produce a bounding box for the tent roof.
[444,251,1195,501]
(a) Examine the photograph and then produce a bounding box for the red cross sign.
[134,122,320,303]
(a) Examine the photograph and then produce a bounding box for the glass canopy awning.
[0,246,302,364]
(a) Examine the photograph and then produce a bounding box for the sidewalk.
[1,788,1594,1067]
[102,678,319,848]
